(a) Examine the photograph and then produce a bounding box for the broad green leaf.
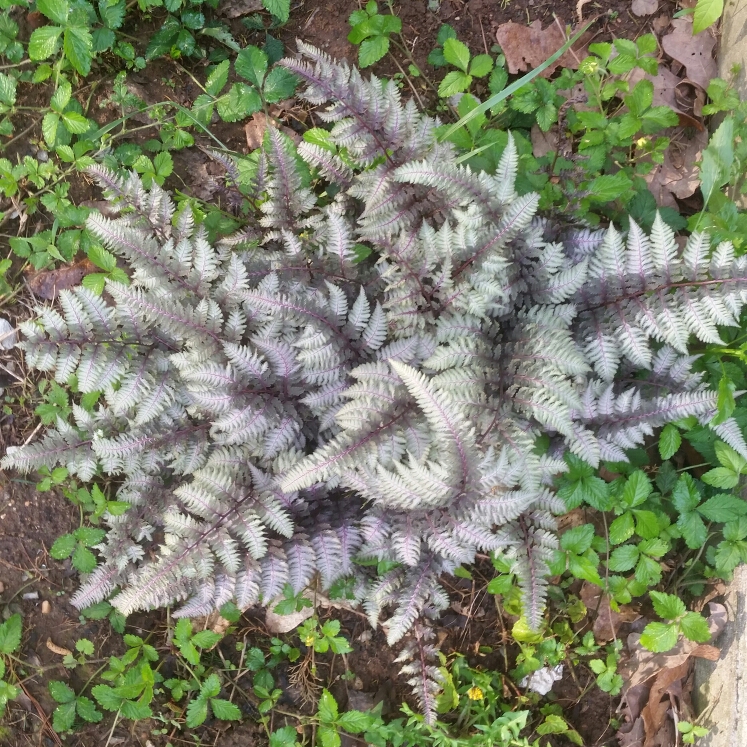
[205,59,229,96]
[263,67,297,102]
[693,0,724,34]
[270,726,299,747]
[358,35,388,67]
[701,467,739,489]
[50,80,72,112]
[659,424,681,460]
[625,79,653,117]
[568,553,603,585]
[191,630,222,648]
[119,699,151,720]
[49,681,76,704]
[649,590,685,620]
[678,511,707,549]
[28,26,63,61]
[438,70,471,98]
[72,544,97,573]
[210,698,242,721]
[61,111,90,134]
[622,471,652,508]
[697,493,747,523]
[262,0,290,23]
[672,473,700,513]
[560,524,595,555]
[640,621,679,652]
[216,83,262,122]
[337,710,372,733]
[588,172,632,202]
[63,26,93,76]
[607,544,639,572]
[319,726,341,747]
[443,38,470,72]
[38,0,68,25]
[235,45,267,87]
[50,533,76,559]
[701,120,734,211]
[468,53,493,78]
[153,152,173,179]
[679,612,711,642]
[609,512,635,544]
[52,700,77,731]
[487,575,513,595]
[200,673,221,699]
[318,688,339,724]
[715,440,747,474]
[0,73,16,108]
[633,510,660,540]
[75,695,102,723]
[91,685,122,711]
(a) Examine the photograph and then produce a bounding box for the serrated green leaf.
[28,26,63,61]
[712,373,736,425]
[640,621,679,652]
[186,696,209,728]
[680,612,711,642]
[715,440,747,474]
[607,544,639,572]
[205,59,229,96]
[75,695,102,723]
[38,0,68,25]
[49,680,75,704]
[678,511,708,549]
[650,590,685,620]
[235,45,267,86]
[587,171,632,202]
[210,698,242,721]
[191,630,222,648]
[153,151,173,180]
[319,725,341,747]
[698,493,747,523]
[50,533,76,559]
[91,685,122,711]
[609,512,635,545]
[52,700,77,732]
[693,0,724,34]
[72,545,97,573]
[263,66,297,103]
[358,34,388,67]
[702,467,739,489]
[61,110,90,134]
[560,524,595,555]
[438,70,471,98]
[119,699,151,720]
[262,0,290,23]
[672,473,701,513]
[64,26,93,76]
[443,37,470,72]
[0,73,16,108]
[336,710,371,733]
[659,424,681,460]
[468,53,493,78]
[318,688,339,724]
[622,470,652,507]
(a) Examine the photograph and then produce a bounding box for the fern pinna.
[5,43,747,680]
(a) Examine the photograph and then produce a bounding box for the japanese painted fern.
[5,43,747,656]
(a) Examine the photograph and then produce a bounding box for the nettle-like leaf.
[4,45,747,666]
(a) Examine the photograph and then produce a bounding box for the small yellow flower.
[636,137,649,149]
[466,686,484,701]
[304,634,315,647]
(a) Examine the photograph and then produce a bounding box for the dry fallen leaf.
[661,18,717,90]
[580,582,640,642]
[27,258,99,300]
[46,638,72,657]
[216,0,262,18]
[631,0,658,16]
[495,19,591,77]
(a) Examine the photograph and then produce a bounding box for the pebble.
[0,581,4,593]
[36,149,49,162]
[22,591,39,600]
[41,600,51,614]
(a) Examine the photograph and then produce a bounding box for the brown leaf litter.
[495,18,592,77]
[27,258,99,300]
[616,603,727,747]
